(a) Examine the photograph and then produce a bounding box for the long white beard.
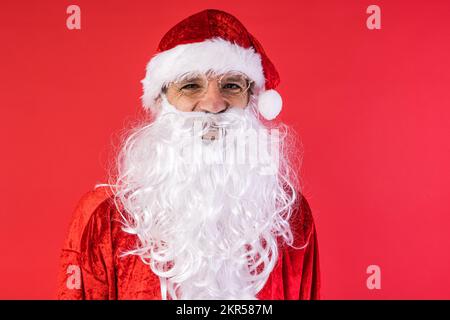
[112,95,300,299]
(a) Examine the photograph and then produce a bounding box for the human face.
[163,71,253,113]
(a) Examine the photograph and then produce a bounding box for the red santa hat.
[141,9,283,120]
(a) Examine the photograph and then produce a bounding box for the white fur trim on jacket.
[140,37,265,110]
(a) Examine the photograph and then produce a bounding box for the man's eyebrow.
[178,76,203,82]
[175,72,203,82]
[223,75,244,81]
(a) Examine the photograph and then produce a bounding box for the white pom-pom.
[257,89,283,120]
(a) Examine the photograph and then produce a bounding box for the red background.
[1,0,449,299]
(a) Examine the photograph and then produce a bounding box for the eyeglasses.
[167,71,253,101]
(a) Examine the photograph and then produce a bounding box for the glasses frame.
[165,70,254,101]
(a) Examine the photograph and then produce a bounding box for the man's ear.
[155,95,162,105]
[153,94,163,111]
[148,97,162,119]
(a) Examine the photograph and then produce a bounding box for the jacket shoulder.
[62,186,114,252]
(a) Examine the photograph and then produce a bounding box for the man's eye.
[181,83,200,90]
[223,83,242,90]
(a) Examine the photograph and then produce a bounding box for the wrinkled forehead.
[172,69,250,83]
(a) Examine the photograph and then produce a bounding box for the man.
[57,9,320,300]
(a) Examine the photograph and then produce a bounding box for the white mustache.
[159,94,248,140]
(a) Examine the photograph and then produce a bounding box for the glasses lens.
[219,72,250,97]
[174,74,207,98]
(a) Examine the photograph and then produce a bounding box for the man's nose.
[196,80,228,114]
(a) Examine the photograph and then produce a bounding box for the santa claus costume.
[57,9,321,300]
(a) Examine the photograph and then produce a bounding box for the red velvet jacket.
[56,186,321,300]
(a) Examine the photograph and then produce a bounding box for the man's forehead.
[174,70,250,82]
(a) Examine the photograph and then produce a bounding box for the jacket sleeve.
[299,221,321,299]
[56,187,113,300]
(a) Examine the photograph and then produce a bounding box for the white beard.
[112,95,300,299]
